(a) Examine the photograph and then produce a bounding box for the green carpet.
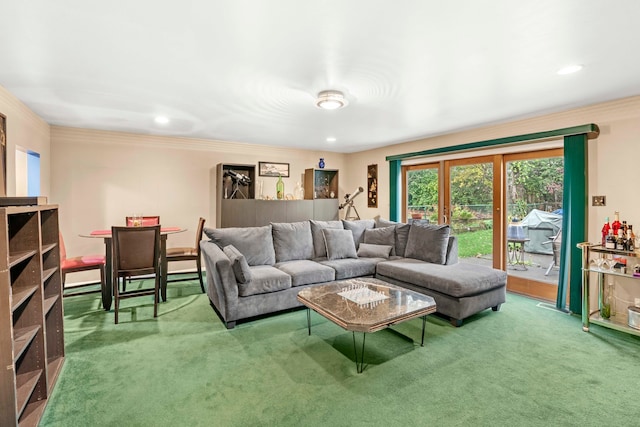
[42,279,640,426]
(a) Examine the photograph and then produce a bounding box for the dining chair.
[123,215,160,288]
[60,232,106,297]
[125,215,160,227]
[112,225,161,324]
[166,217,206,293]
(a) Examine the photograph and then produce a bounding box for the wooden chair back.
[111,225,161,323]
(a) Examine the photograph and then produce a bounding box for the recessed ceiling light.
[557,64,583,75]
[316,90,348,110]
[154,116,169,124]
[326,137,337,143]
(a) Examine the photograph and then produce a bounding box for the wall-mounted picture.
[367,164,378,208]
[259,161,290,177]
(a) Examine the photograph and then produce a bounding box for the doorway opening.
[16,147,41,196]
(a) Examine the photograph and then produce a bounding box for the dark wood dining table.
[80,227,186,311]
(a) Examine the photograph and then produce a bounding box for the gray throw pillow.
[222,245,252,284]
[341,219,375,249]
[363,226,396,255]
[271,221,314,262]
[394,224,411,257]
[404,223,451,264]
[375,218,410,257]
[204,225,275,266]
[357,243,392,259]
[310,220,344,258]
[322,228,358,260]
[375,217,398,228]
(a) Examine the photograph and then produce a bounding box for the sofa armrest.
[445,235,459,265]
[200,240,239,321]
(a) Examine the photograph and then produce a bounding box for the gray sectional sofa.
[201,218,507,329]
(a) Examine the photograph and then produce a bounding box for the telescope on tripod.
[339,187,364,220]
[224,169,251,199]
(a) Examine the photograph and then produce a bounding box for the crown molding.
[50,125,299,156]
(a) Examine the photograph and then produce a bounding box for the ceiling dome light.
[154,116,169,124]
[557,64,583,75]
[326,137,337,142]
[316,90,348,110]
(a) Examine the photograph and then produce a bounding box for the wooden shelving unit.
[0,205,64,427]
[304,168,339,200]
[216,164,339,227]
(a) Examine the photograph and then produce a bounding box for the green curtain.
[389,160,402,222]
[557,134,588,313]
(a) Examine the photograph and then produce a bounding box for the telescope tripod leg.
[344,203,360,220]
[229,183,247,199]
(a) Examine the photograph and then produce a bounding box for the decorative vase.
[294,182,304,200]
[276,175,284,200]
[318,158,325,169]
[257,180,264,200]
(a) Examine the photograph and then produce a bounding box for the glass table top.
[297,278,436,333]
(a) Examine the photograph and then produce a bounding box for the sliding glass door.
[504,149,563,301]
[403,148,564,302]
[444,156,501,269]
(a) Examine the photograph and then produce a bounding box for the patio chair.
[544,230,562,276]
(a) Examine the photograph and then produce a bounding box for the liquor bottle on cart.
[626,228,635,251]
[601,216,610,245]
[616,229,626,251]
[612,211,622,236]
[605,229,616,250]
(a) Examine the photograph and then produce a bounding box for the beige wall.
[0,85,51,196]
[50,127,348,281]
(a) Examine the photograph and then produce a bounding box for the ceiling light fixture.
[557,64,583,75]
[326,137,337,143]
[154,116,169,124]
[316,90,348,110]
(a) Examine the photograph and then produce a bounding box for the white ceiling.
[2,1,640,153]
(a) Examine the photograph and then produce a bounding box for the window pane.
[406,167,438,222]
[506,156,563,284]
[449,162,493,260]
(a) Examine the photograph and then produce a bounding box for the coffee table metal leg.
[421,315,426,347]
[352,332,367,374]
[306,308,311,335]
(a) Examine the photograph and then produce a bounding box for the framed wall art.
[259,161,290,177]
[367,164,377,208]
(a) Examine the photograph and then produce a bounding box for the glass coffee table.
[297,278,436,373]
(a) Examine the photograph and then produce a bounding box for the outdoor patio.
[461,251,559,285]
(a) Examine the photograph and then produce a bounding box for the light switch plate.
[592,195,606,206]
